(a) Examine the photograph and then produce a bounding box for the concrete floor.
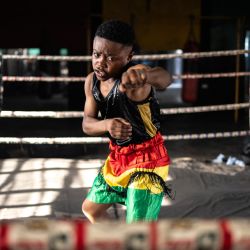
[1,155,249,220]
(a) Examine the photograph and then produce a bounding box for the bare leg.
[82,198,113,223]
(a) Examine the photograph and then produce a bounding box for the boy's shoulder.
[84,72,95,91]
[85,72,95,84]
[86,71,95,80]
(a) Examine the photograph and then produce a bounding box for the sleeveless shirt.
[92,65,161,146]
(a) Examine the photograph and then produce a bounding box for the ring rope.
[0,130,248,144]
[173,72,250,80]
[164,130,249,140]
[160,102,250,114]
[2,76,86,82]
[1,110,84,118]
[2,72,250,83]
[134,49,250,60]
[0,103,249,118]
[2,49,250,61]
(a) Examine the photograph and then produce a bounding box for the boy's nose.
[96,55,106,66]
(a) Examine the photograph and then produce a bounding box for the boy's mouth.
[94,68,106,78]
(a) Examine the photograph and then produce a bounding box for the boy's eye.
[93,52,99,58]
[107,56,113,62]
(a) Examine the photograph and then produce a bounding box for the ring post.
[248,51,250,131]
[0,53,3,113]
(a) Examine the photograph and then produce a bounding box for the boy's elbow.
[158,77,172,90]
[82,120,89,135]
[165,72,172,88]
[157,70,172,89]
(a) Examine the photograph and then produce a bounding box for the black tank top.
[92,65,161,146]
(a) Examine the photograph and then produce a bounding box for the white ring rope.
[2,49,250,61]
[173,72,250,80]
[2,55,92,62]
[2,76,86,82]
[0,130,248,144]
[134,49,250,60]
[160,102,250,114]
[1,110,83,118]
[2,72,250,83]
[1,103,249,118]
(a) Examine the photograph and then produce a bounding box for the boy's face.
[92,36,133,81]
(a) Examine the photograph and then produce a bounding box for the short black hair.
[95,20,135,47]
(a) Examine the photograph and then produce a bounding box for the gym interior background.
[0,0,249,158]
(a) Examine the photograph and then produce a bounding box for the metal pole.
[249,64,250,131]
[234,17,241,123]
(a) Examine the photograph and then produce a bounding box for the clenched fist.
[119,68,147,93]
[106,118,132,140]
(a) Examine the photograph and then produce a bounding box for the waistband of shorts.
[109,132,165,155]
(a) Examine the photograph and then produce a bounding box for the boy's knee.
[82,200,92,216]
[82,200,102,223]
[82,201,87,214]
[82,201,95,223]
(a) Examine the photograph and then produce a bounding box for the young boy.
[82,20,172,223]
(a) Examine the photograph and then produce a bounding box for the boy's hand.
[106,118,132,140]
[119,68,147,93]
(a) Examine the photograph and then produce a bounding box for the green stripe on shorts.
[87,173,164,223]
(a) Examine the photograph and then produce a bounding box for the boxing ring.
[0,50,250,249]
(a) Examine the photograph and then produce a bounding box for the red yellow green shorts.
[87,133,171,223]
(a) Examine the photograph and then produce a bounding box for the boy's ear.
[127,51,134,62]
